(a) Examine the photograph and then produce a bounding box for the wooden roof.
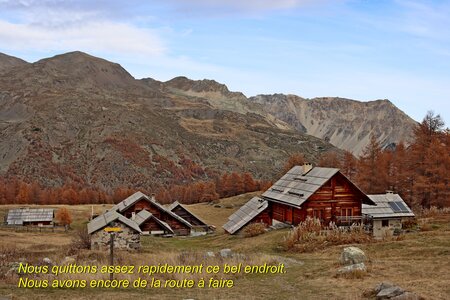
[363,193,415,219]
[168,201,208,227]
[222,196,268,234]
[134,209,174,234]
[111,191,192,228]
[262,166,375,207]
[6,208,54,225]
[87,210,142,234]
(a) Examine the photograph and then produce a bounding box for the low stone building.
[363,192,415,239]
[87,210,142,250]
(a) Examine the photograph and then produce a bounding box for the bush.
[68,227,91,255]
[243,223,267,237]
[283,217,372,252]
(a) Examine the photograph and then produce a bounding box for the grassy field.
[0,194,449,300]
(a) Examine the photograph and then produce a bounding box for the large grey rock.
[376,286,405,299]
[43,257,53,265]
[391,292,421,300]
[337,262,366,275]
[219,248,233,258]
[340,246,366,265]
[375,282,395,293]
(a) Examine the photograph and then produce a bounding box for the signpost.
[104,227,122,280]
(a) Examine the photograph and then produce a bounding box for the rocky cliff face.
[248,95,417,154]
[166,76,417,155]
[0,52,338,190]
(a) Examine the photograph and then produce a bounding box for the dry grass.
[243,223,267,237]
[186,192,260,231]
[1,202,450,299]
[282,217,372,252]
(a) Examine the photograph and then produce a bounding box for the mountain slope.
[166,77,417,155]
[0,53,29,73]
[0,52,338,191]
[248,94,417,154]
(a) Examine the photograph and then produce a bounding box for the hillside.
[0,52,338,191]
[249,95,417,154]
[166,80,417,155]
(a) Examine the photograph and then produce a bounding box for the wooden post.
[110,233,114,281]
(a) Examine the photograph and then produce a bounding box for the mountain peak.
[0,52,29,73]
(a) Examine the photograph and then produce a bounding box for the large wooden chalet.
[224,164,376,234]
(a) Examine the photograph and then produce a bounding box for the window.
[341,208,353,217]
[313,209,324,219]
[382,220,389,227]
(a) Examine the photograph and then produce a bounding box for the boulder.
[391,292,422,300]
[337,262,366,275]
[376,286,405,299]
[219,248,233,258]
[340,246,366,265]
[43,257,53,265]
[205,251,215,258]
[375,282,395,294]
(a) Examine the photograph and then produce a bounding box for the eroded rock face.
[340,246,367,265]
[248,94,417,155]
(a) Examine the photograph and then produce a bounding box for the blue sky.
[0,0,449,123]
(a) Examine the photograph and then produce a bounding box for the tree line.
[314,111,449,208]
[0,171,270,205]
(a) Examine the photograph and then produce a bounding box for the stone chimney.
[302,163,313,175]
[151,193,156,201]
[131,212,136,220]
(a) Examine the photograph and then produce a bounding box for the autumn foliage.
[315,111,449,208]
[0,111,447,209]
[56,207,72,226]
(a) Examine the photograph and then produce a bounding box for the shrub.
[67,227,91,255]
[283,217,372,252]
[243,222,267,237]
[56,207,72,229]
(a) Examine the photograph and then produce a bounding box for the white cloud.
[0,19,165,57]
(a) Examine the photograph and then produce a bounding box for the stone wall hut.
[87,210,142,250]
[363,192,414,239]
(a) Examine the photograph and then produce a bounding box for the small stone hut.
[87,210,142,250]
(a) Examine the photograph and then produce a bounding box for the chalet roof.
[134,210,174,234]
[168,201,208,226]
[87,210,142,234]
[363,193,415,219]
[6,208,54,225]
[262,166,375,207]
[223,196,268,234]
[111,191,192,228]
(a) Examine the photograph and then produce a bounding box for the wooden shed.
[6,208,54,226]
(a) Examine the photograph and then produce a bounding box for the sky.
[0,0,449,123]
